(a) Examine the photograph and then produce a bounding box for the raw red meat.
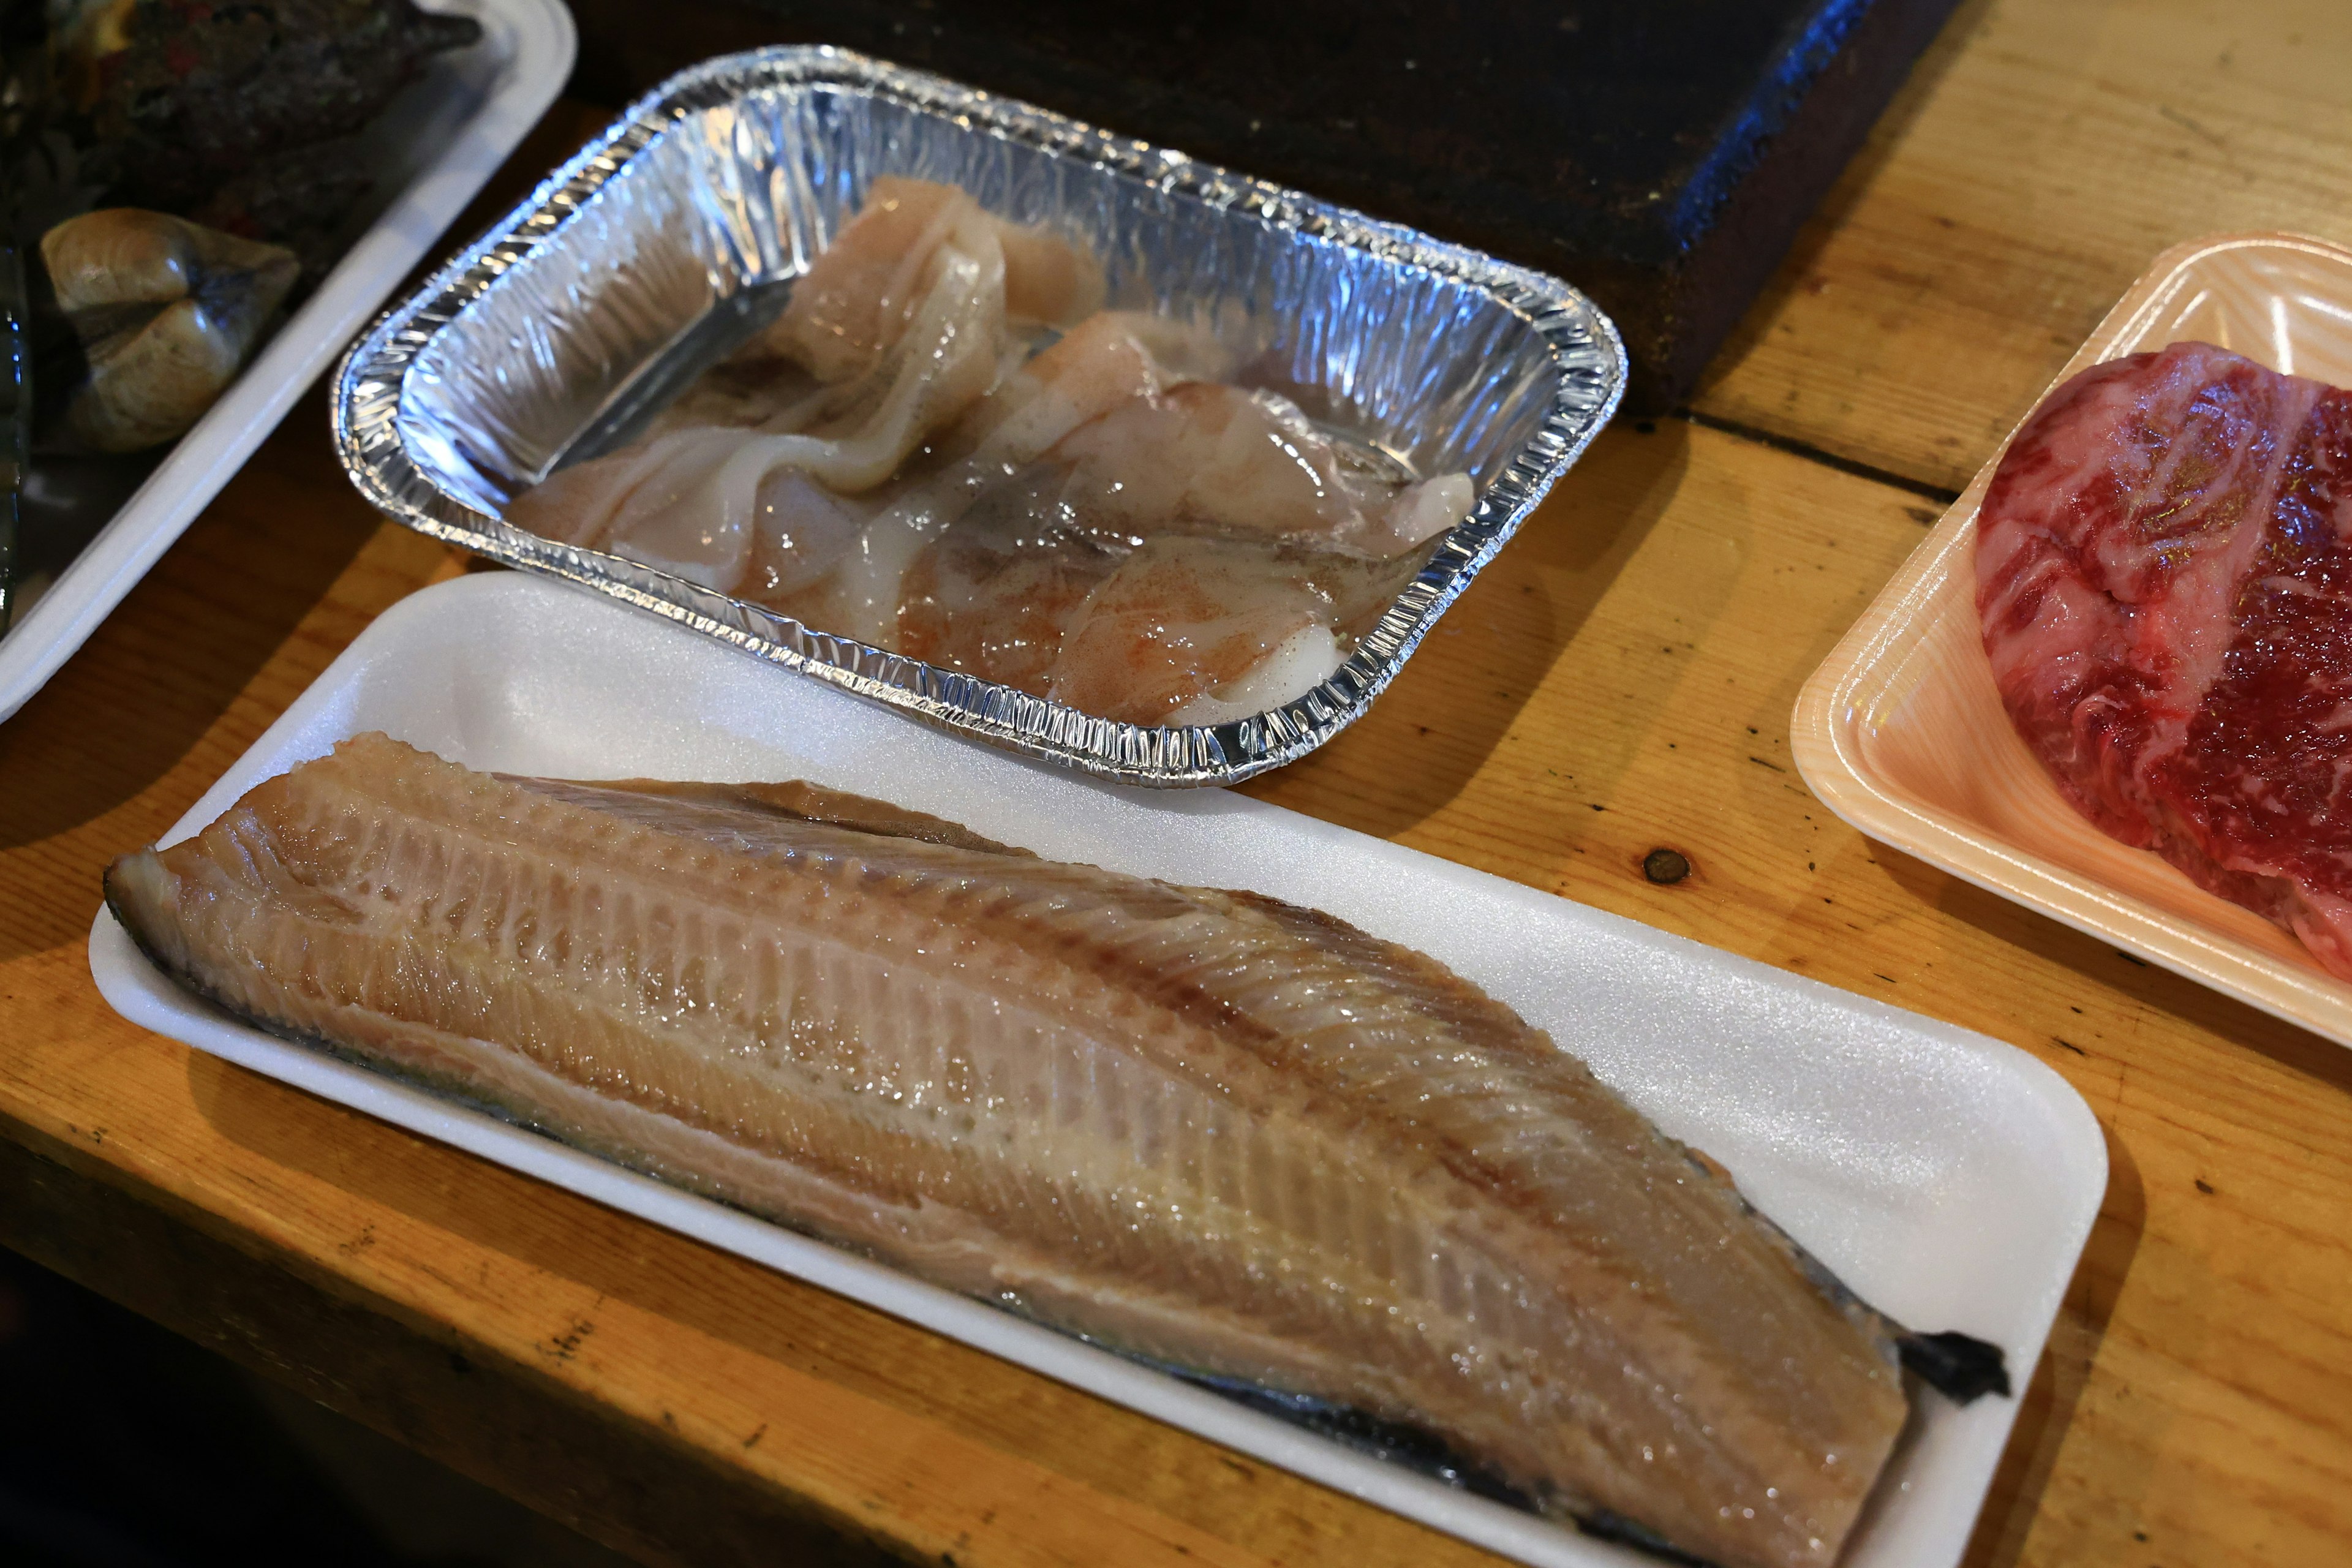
[1977,340,2352,977]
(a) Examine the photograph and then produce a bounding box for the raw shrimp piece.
[1046,537,1344,724]
[941,310,1236,466]
[766,177,1103,383]
[1047,383,1470,554]
[896,466,1124,692]
[826,312,1231,644]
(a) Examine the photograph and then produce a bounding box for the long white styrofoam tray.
[88,572,2105,1568]
[0,0,575,722]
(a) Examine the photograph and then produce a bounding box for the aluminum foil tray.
[333,45,1625,786]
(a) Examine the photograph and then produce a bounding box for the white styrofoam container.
[0,0,575,722]
[89,572,2106,1568]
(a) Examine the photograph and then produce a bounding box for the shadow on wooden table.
[1879,842,2176,1568]
[0,404,385,973]
[1960,1125,2146,1568]
[1875,844,2350,1562]
[3,1107,908,1568]
[1882,847,2352,1102]
[1691,0,1998,448]
[0,102,625,909]
[0,401,381,949]
[1252,420,1697,838]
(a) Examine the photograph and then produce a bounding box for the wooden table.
[6,2,2350,1564]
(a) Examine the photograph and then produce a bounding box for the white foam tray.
[89,572,2105,1568]
[0,0,575,722]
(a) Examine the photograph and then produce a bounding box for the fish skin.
[105,734,1909,1568]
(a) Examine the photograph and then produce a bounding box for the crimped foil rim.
[332,44,1626,786]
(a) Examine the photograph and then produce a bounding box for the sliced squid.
[1047,382,1472,557]
[826,310,1234,644]
[761,175,1104,383]
[743,469,876,616]
[512,426,881,601]
[1046,538,1342,725]
[899,461,1429,725]
[510,179,1076,589]
[510,238,1000,586]
[498,176,1477,725]
[895,465,1125,692]
[507,426,766,590]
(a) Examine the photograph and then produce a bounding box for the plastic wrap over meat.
[333,46,1625,785]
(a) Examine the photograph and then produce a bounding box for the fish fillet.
[108,734,1917,1568]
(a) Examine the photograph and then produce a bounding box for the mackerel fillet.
[107,734,1910,1567]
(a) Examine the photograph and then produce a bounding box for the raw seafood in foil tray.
[508,176,1477,728]
[334,46,1625,784]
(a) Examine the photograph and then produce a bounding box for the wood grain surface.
[1694,0,2352,496]
[6,4,2352,1566]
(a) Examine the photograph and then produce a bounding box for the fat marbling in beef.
[1977,339,2352,976]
